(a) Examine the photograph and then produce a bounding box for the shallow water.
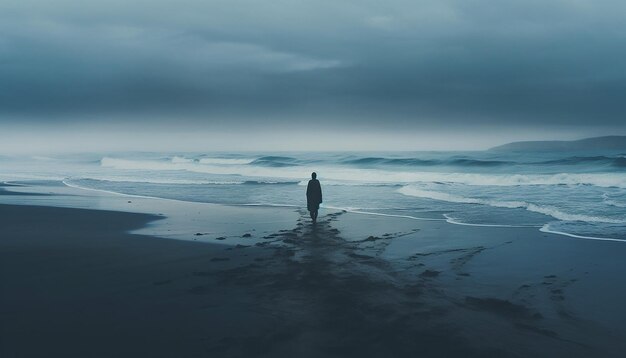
[1,150,625,240]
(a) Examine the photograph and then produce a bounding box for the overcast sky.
[1,0,625,152]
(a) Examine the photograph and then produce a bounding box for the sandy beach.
[2,181,626,357]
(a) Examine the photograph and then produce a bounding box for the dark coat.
[306,179,322,211]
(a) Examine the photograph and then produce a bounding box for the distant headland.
[489,136,626,152]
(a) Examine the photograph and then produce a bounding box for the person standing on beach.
[306,172,322,224]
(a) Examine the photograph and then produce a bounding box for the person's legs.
[312,209,318,223]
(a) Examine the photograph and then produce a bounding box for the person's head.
[311,172,317,179]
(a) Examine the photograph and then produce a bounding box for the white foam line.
[443,214,540,228]
[1,181,23,186]
[540,224,626,243]
[323,205,446,221]
[399,186,626,224]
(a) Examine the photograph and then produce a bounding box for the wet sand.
[2,183,626,357]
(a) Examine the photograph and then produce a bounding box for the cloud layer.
[1,0,625,135]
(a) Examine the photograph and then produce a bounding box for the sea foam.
[398,186,625,224]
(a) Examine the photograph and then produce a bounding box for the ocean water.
[1,151,625,241]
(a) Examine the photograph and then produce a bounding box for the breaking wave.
[537,155,626,168]
[342,157,510,167]
[101,157,626,188]
[250,156,299,167]
[398,186,625,224]
[197,158,255,165]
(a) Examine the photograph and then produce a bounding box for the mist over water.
[2,150,625,240]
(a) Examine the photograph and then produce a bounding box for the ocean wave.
[198,157,255,165]
[447,158,511,167]
[342,157,510,167]
[398,186,625,224]
[537,155,626,168]
[343,155,626,169]
[250,156,299,167]
[31,156,57,161]
[170,156,297,167]
[101,157,626,188]
[393,172,626,188]
[601,193,626,208]
[343,157,439,166]
[171,156,195,164]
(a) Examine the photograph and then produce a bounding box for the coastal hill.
[489,136,626,152]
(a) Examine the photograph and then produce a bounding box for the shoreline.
[59,179,626,243]
[2,182,626,356]
[7,178,621,243]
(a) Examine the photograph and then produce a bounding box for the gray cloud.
[1,0,625,134]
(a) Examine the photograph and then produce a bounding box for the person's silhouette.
[306,172,322,224]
